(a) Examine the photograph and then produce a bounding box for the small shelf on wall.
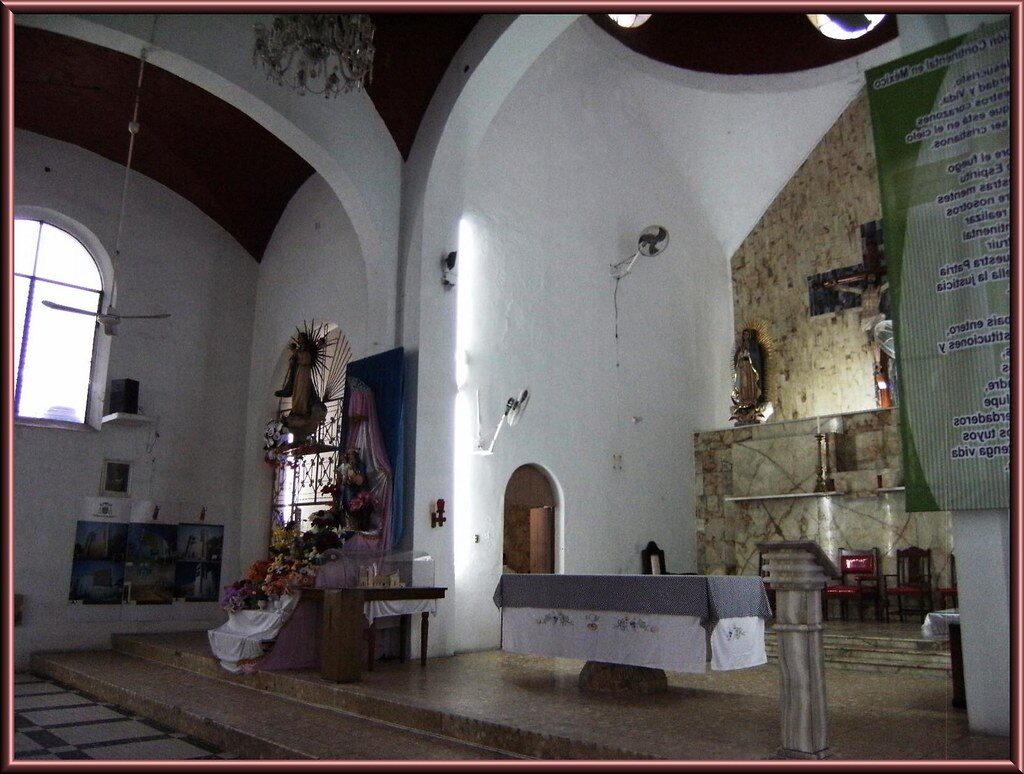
[724,492,841,502]
[725,487,906,502]
[101,412,155,427]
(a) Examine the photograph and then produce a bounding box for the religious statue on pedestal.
[276,322,329,444]
[730,324,773,426]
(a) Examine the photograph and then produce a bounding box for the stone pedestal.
[578,661,667,694]
[758,540,839,759]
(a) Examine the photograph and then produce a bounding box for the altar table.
[493,574,772,673]
[303,586,447,682]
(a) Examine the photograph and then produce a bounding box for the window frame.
[14,207,115,431]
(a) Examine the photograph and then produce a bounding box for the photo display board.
[865,20,1010,511]
[69,504,224,604]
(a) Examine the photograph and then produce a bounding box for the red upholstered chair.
[822,548,883,621]
[936,553,958,610]
[885,547,934,622]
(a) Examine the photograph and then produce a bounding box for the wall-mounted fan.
[41,300,170,336]
[475,389,530,455]
[610,225,670,279]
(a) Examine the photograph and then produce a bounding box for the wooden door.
[529,507,554,574]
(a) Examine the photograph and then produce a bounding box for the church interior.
[9,11,1014,762]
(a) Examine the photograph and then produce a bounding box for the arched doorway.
[502,464,557,574]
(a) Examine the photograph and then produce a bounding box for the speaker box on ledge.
[109,378,139,415]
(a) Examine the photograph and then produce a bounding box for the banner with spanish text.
[865,20,1010,511]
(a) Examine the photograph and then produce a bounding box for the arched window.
[14,217,104,424]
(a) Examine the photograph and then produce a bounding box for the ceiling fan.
[41,300,170,336]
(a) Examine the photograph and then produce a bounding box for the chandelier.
[253,14,376,97]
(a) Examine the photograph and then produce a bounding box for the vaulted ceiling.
[14,14,896,262]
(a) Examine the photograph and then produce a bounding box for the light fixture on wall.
[442,251,458,287]
[807,14,886,40]
[474,389,530,455]
[253,14,376,97]
[608,14,652,28]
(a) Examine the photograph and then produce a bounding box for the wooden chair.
[822,547,883,621]
[936,553,958,610]
[885,547,933,622]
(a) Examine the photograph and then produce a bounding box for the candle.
[816,416,821,435]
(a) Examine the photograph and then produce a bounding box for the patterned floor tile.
[80,737,216,760]
[15,682,67,697]
[13,674,230,761]
[14,692,93,710]
[49,720,169,746]
[20,704,126,727]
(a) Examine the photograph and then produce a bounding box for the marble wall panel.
[694,408,954,590]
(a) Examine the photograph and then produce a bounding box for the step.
[29,650,518,760]
[41,633,652,760]
[766,630,949,654]
[766,641,949,662]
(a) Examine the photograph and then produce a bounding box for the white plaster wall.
[408,18,903,654]
[237,174,371,569]
[400,15,581,657]
[13,130,257,667]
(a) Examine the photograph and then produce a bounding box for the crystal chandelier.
[253,14,376,97]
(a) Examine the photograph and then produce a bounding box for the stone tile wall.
[730,90,884,420]
[694,408,954,592]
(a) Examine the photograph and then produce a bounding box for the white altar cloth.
[494,575,770,673]
[922,608,959,639]
[366,597,437,624]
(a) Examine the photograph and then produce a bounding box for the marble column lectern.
[757,540,839,760]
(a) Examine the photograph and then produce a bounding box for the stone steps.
[29,634,651,760]
[29,649,520,760]
[764,630,950,676]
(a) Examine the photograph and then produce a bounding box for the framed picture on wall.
[100,459,132,497]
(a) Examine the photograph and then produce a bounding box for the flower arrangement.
[246,559,273,582]
[298,508,345,562]
[348,490,376,516]
[261,555,316,597]
[220,579,260,612]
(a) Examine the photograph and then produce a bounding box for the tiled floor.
[14,673,236,761]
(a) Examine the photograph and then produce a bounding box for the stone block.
[578,662,667,694]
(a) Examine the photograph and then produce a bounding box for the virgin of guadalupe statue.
[730,327,769,426]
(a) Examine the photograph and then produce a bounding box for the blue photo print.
[69,559,125,604]
[127,523,177,562]
[177,523,223,563]
[125,561,176,605]
[73,521,128,562]
[175,561,221,601]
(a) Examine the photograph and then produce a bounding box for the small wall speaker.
[109,378,140,414]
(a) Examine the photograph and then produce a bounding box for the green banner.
[866,21,1010,512]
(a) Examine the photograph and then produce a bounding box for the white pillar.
[951,509,1010,736]
[758,540,839,759]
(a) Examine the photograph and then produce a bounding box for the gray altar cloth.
[492,574,771,621]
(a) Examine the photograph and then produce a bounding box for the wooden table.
[303,586,446,682]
